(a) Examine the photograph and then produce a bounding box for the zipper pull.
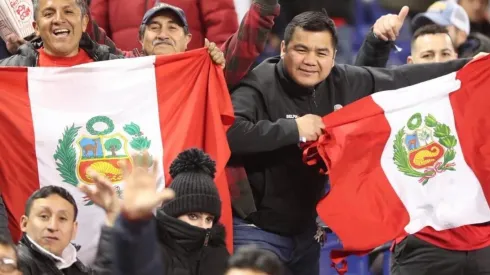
[312,89,318,107]
[203,231,210,247]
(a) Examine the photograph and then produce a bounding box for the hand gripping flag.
[0,48,234,263]
[303,57,490,273]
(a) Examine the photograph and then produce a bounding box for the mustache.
[153,39,173,47]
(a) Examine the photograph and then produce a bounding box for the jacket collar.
[16,32,115,63]
[21,234,78,270]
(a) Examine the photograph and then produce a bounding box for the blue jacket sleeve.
[112,215,163,275]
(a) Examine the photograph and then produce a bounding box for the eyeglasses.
[0,258,18,273]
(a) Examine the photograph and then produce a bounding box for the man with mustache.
[138,4,210,57]
[129,1,278,87]
[0,0,221,68]
[3,0,280,88]
[0,0,227,68]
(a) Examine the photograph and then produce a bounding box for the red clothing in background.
[90,0,238,51]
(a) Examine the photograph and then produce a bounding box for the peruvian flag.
[304,57,490,268]
[0,49,234,263]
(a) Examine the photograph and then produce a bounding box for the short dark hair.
[32,0,88,21]
[227,245,284,275]
[283,10,338,48]
[0,234,17,260]
[25,186,78,221]
[411,24,452,47]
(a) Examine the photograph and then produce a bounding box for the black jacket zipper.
[196,231,211,274]
[203,231,210,247]
[309,88,318,112]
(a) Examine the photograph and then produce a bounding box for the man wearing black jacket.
[14,186,112,275]
[227,9,479,275]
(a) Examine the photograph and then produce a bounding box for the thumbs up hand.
[373,6,409,41]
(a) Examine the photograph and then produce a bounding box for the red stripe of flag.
[0,67,39,243]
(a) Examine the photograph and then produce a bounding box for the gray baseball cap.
[412,1,470,35]
[141,2,188,29]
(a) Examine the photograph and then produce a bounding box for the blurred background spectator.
[411,1,470,49]
[456,0,490,36]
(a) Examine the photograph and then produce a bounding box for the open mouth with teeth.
[52,29,71,37]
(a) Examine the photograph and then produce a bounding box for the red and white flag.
[0,49,234,263]
[304,57,490,267]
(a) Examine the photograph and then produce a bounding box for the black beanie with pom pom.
[163,148,221,221]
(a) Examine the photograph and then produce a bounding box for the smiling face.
[140,11,191,56]
[33,0,89,57]
[281,27,336,88]
[21,194,78,256]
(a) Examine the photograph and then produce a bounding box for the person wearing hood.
[83,148,228,275]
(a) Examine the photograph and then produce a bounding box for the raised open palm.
[79,172,118,210]
[119,151,175,220]
[78,170,121,225]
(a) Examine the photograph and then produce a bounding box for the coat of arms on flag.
[394,113,458,185]
[0,51,236,262]
[54,116,153,205]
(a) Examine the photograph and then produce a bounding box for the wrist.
[369,28,390,45]
[105,209,121,227]
[120,208,154,222]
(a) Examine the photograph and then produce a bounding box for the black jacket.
[227,55,470,236]
[157,213,229,275]
[17,228,113,275]
[354,30,392,67]
[113,209,229,275]
[0,33,122,67]
[0,40,10,60]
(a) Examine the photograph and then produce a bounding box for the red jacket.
[90,0,239,51]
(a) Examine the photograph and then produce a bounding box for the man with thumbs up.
[355,6,410,67]
[354,7,490,275]
[373,6,410,41]
[227,8,479,275]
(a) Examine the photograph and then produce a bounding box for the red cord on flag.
[301,134,331,175]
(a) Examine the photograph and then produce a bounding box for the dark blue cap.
[141,2,188,29]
